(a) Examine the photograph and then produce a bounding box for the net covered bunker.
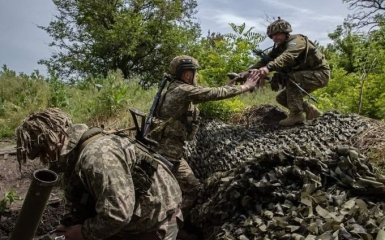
[186,105,385,240]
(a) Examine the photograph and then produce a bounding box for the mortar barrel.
[9,169,58,240]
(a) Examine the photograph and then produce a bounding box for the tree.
[317,22,385,119]
[189,23,264,86]
[343,0,385,30]
[39,0,200,83]
[327,23,365,73]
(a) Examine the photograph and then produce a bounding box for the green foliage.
[185,23,267,119]
[48,75,69,108]
[320,23,385,119]
[199,98,245,120]
[189,23,265,86]
[0,66,50,138]
[39,0,200,83]
[93,71,130,116]
[0,190,19,213]
[315,67,360,113]
[0,69,157,136]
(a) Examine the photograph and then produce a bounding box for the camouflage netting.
[186,105,385,239]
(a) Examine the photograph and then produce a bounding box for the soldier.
[251,17,330,126]
[149,55,261,205]
[15,108,182,240]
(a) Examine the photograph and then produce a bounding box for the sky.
[0,0,351,76]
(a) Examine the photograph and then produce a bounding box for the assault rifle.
[129,73,172,146]
[129,74,174,170]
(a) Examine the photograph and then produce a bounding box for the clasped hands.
[242,66,269,91]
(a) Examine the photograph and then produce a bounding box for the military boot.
[279,112,306,126]
[304,103,322,120]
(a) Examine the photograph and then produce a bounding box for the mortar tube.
[9,169,59,240]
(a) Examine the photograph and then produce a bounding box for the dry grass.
[351,119,385,171]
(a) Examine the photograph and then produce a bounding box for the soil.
[230,104,287,129]
[0,141,64,239]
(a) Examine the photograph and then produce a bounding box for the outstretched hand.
[242,70,264,91]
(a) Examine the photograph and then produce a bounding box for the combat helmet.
[266,17,292,38]
[169,55,199,80]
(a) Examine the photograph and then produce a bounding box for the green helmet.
[169,55,199,79]
[266,17,292,38]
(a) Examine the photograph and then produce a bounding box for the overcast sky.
[0,0,350,76]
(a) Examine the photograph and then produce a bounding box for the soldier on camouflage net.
[251,17,330,126]
[16,108,182,240]
[149,55,261,206]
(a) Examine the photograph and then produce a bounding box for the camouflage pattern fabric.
[16,108,72,166]
[150,80,246,192]
[264,34,329,72]
[266,18,292,38]
[251,34,330,114]
[61,124,182,240]
[276,69,330,113]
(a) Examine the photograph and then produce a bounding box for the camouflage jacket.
[253,34,329,72]
[59,124,182,240]
[150,80,245,159]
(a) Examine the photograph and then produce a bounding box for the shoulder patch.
[288,41,297,47]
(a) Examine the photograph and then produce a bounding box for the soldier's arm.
[266,36,306,71]
[180,83,250,104]
[79,139,136,239]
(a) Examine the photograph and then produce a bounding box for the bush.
[0,190,19,213]
[199,98,245,120]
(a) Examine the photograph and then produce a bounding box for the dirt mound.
[185,106,385,239]
[186,109,368,179]
[230,104,287,129]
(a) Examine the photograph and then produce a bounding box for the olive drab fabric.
[266,17,292,38]
[150,78,248,192]
[61,124,182,239]
[265,34,329,72]
[253,33,330,116]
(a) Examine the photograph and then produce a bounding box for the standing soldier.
[251,17,330,126]
[16,108,182,240]
[149,55,261,207]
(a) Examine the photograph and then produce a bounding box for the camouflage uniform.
[253,18,330,123]
[150,78,247,193]
[61,124,182,240]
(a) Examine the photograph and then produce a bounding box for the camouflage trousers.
[173,158,201,195]
[155,144,201,194]
[276,69,330,113]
